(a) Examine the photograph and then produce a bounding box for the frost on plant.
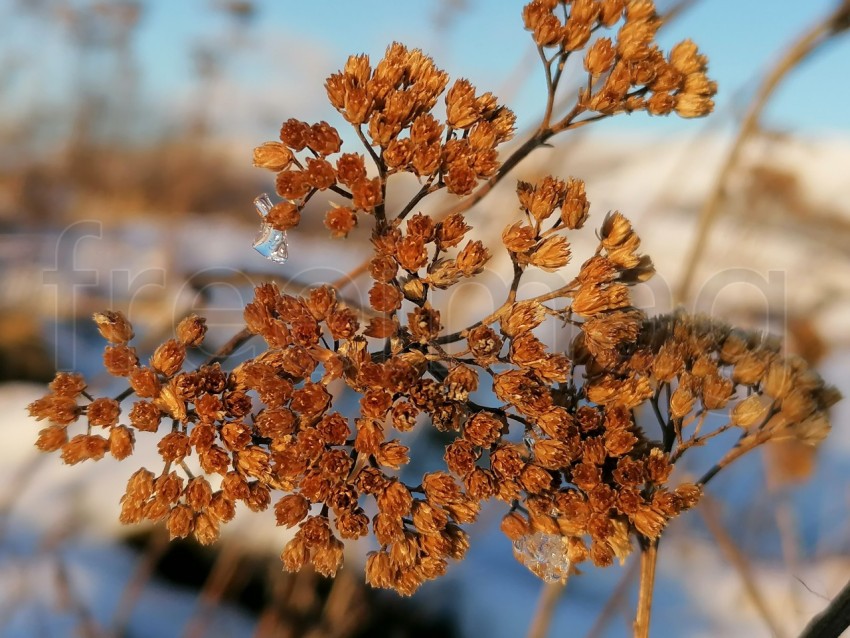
[29,0,840,597]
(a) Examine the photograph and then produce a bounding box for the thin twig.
[204,326,254,366]
[675,0,850,303]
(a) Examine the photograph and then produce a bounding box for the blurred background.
[1,0,849,636]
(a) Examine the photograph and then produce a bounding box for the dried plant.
[27,1,840,635]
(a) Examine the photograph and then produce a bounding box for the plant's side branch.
[205,327,254,366]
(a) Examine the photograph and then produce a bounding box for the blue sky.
[132,0,850,136]
[5,0,850,142]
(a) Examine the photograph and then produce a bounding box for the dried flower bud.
[275,494,310,528]
[731,394,770,429]
[93,311,134,344]
[87,397,120,428]
[103,345,139,377]
[501,300,546,337]
[49,372,87,398]
[107,425,134,460]
[151,339,186,377]
[500,511,530,541]
[585,37,616,75]
[253,142,293,171]
[529,235,571,271]
[437,214,470,249]
[61,434,109,464]
[36,425,67,452]
[167,504,194,539]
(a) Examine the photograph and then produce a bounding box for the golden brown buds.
[158,431,191,463]
[502,222,537,255]
[732,352,768,385]
[104,345,139,376]
[87,397,120,428]
[529,236,571,271]
[252,142,293,171]
[585,38,617,76]
[129,400,161,432]
[167,504,194,539]
[369,282,403,313]
[408,306,441,342]
[176,314,207,348]
[467,325,503,365]
[275,494,310,528]
[49,372,87,397]
[279,119,311,150]
[524,3,562,47]
[600,0,625,26]
[669,385,695,419]
[675,93,714,118]
[307,121,342,156]
[325,205,357,238]
[151,339,186,377]
[731,394,770,429]
[93,311,134,344]
[61,434,108,464]
[571,283,631,317]
[501,300,546,337]
[669,39,707,76]
[437,214,471,249]
[267,201,301,232]
[445,79,480,129]
[396,235,428,271]
[36,425,67,452]
[352,177,383,210]
[702,375,734,410]
[456,240,490,276]
[520,176,568,222]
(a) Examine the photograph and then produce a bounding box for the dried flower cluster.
[30,0,837,597]
[524,0,716,119]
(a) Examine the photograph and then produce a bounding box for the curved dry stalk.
[675,0,850,303]
[633,537,658,638]
[526,580,566,638]
[699,495,786,638]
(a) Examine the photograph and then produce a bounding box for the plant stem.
[633,537,658,638]
[526,580,565,638]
